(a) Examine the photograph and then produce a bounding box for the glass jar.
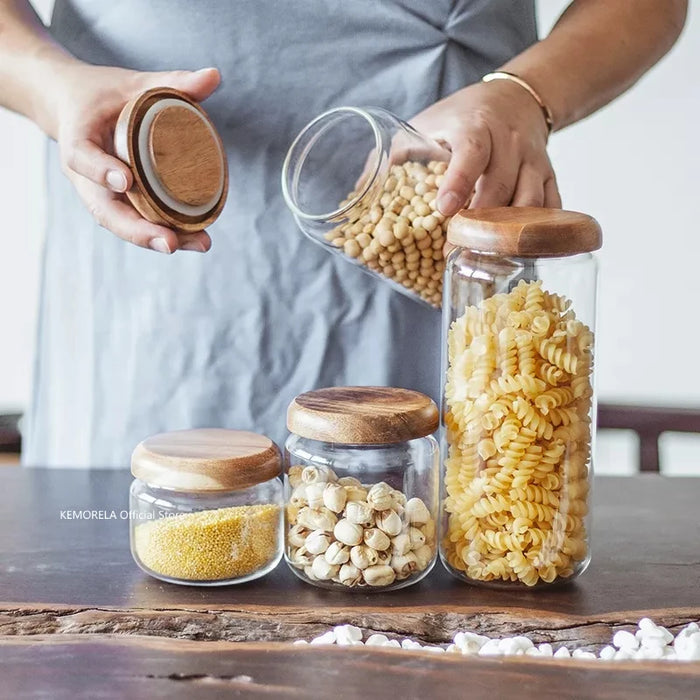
[440,208,602,588]
[284,386,440,591]
[281,106,452,309]
[129,428,283,586]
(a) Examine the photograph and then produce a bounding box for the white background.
[0,1,698,473]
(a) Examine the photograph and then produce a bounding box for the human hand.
[43,63,221,253]
[410,79,561,217]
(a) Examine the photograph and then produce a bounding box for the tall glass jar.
[284,387,440,591]
[439,208,602,588]
[281,106,452,308]
[129,429,284,586]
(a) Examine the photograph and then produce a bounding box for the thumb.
[139,67,221,102]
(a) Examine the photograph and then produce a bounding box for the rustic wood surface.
[2,635,700,700]
[1,470,698,697]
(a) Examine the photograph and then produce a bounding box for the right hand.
[45,63,221,254]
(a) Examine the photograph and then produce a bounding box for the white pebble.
[453,631,490,654]
[599,645,616,660]
[293,617,700,664]
[334,625,363,645]
[310,631,336,645]
[366,634,390,647]
[478,639,503,656]
[401,639,423,650]
[613,649,635,660]
[675,631,700,661]
[613,630,639,651]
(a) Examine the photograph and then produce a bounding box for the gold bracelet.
[482,71,554,135]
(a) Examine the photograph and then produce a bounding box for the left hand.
[410,79,561,216]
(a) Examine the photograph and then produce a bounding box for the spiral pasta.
[443,280,593,586]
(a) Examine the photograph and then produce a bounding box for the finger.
[469,133,520,209]
[176,230,212,253]
[140,67,221,102]
[544,174,562,208]
[63,138,133,193]
[72,176,181,252]
[510,164,545,207]
[436,127,491,216]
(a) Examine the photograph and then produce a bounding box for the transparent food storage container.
[130,428,283,586]
[439,207,602,588]
[284,386,440,590]
[281,106,453,309]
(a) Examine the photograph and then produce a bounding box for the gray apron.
[24,0,537,467]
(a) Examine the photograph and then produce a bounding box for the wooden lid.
[287,387,439,444]
[131,429,281,492]
[115,88,228,232]
[447,207,602,258]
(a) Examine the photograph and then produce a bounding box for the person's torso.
[25,0,537,467]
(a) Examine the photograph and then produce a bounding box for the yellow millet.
[134,504,280,581]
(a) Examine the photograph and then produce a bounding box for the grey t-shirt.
[24,0,536,467]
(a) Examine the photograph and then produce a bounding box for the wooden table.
[1,470,698,698]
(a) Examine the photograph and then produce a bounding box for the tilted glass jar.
[281,106,452,309]
[129,429,283,586]
[440,208,602,588]
[284,387,440,591]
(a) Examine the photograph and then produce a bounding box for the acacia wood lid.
[115,88,228,232]
[447,207,602,258]
[287,387,439,444]
[131,429,281,491]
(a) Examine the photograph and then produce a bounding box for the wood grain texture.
[131,428,282,491]
[2,635,700,700]
[114,87,228,232]
[447,207,603,257]
[1,471,699,697]
[287,386,439,443]
[149,106,223,207]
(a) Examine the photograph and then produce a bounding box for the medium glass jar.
[284,387,440,591]
[129,428,283,586]
[281,106,452,309]
[440,208,602,588]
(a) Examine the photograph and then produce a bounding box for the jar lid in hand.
[115,88,228,232]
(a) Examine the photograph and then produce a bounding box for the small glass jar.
[129,428,283,586]
[281,106,452,309]
[284,386,440,591]
[440,208,602,588]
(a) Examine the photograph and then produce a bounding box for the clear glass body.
[281,106,452,309]
[440,250,597,588]
[129,478,283,586]
[284,434,439,591]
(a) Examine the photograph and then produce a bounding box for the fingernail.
[196,67,217,74]
[149,238,172,254]
[437,191,460,215]
[106,170,127,192]
[180,241,207,253]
